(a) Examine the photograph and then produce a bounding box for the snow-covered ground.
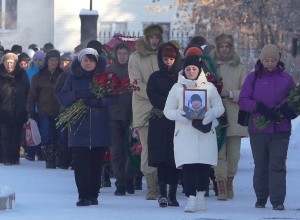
[1,117,300,220]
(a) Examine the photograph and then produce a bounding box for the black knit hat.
[60,52,72,61]
[43,42,54,53]
[183,55,202,70]
[87,40,105,55]
[18,52,31,63]
[11,44,22,55]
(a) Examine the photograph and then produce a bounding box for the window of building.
[100,22,128,35]
[0,0,17,30]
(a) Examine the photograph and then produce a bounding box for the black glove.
[83,97,101,107]
[75,90,89,100]
[280,103,297,120]
[256,102,280,122]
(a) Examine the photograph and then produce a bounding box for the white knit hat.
[78,48,99,62]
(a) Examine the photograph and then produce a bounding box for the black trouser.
[157,162,180,185]
[72,147,107,200]
[56,129,72,168]
[0,122,23,163]
[110,120,134,188]
[182,163,211,197]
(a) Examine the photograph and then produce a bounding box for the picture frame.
[183,89,207,119]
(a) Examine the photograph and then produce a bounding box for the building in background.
[0,0,179,52]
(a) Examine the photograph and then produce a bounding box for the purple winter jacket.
[238,67,295,133]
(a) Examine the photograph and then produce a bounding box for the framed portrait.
[183,89,207,119]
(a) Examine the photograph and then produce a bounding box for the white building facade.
[0,0,179,52]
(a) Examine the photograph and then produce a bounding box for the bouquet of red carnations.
[56,71,139,132]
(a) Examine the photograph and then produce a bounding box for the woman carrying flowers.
[238,44,298,210]
[58,48,117,207]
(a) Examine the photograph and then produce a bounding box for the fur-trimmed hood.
[209,48,241,67]
[112,41,131,66]
[70,55,107,78]
[135,24,163,57]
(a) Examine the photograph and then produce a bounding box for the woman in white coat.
[164,54,224,212]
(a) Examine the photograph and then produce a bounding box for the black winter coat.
[146,42,182,167]
[0,64,30,125]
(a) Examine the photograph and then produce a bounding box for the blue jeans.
[38,115,59,148]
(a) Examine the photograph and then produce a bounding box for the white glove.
[212,119,219,128]
[176,109,189,124]
[202,109,215,125]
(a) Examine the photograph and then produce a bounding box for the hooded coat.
[164,70,225,168]
[146,42,182,167]
[59,56,117,148]
[107,41,132,121]
[128,25,163,127]
[210,47,248,137]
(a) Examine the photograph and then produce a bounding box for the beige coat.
[210,50,248,137]
[128,38,160,127]
[164,70,225,168]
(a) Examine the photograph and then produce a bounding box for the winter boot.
[158,182,168,207]
[168,184,179,207]
[101,165,111,187]
[126,180,135,194]
[145,173,159,200]
[184,195,197,213]
[226,176,234,199]
[114,186,126,196]
[213,180,218,196]
[217,179,227,200]
[134,172,143,190]
[204,189,209,197]
[41,146,56,169]
[209,168,218,196]
[196,191,207,211]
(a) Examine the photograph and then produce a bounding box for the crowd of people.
[0,23,298,212]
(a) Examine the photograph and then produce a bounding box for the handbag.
[23,119,41,146]
[237,110,250,127]
[192,119,212,133]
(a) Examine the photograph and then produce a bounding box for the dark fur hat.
[215,33,234,47]
[45,49,60,65]
[143,24,163,38]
